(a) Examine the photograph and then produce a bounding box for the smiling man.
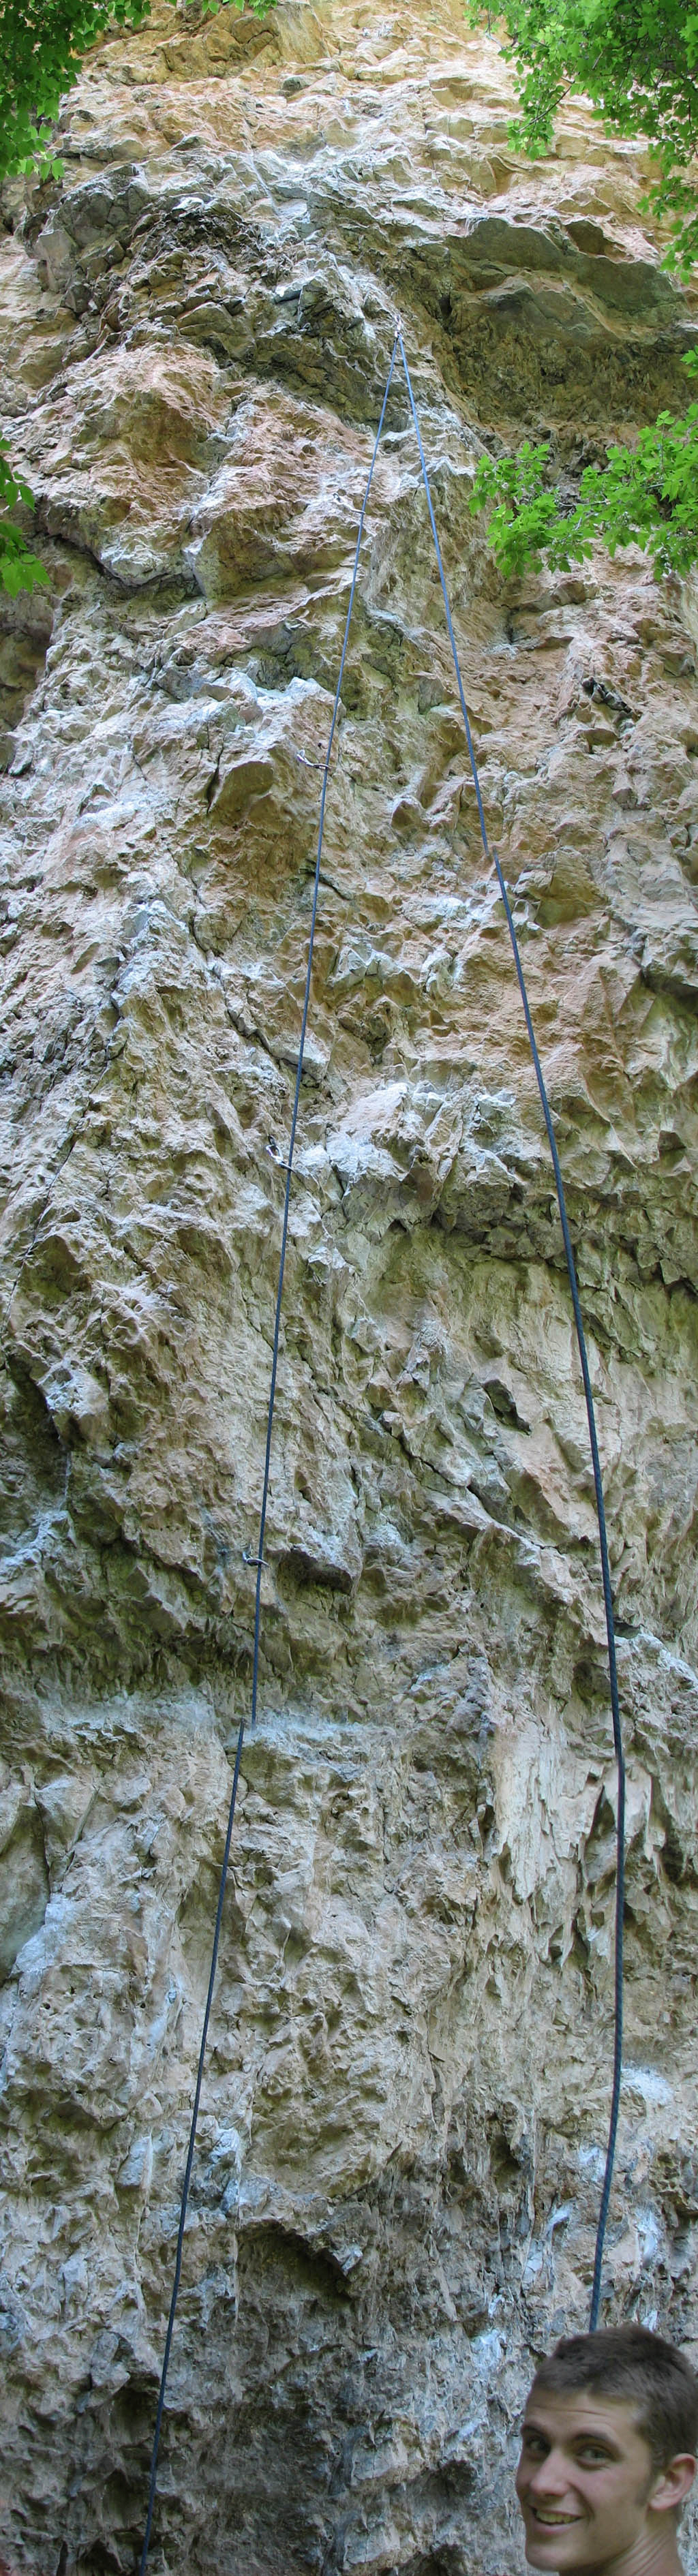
[515,2327,698,2576]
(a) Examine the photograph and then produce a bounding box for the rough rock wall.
[1,3,698,2572]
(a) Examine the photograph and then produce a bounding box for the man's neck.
[588,2521,685,2576]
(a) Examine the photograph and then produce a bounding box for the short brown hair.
[530,2327,698,2476]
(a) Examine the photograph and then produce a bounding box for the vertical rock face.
[1,3,698,2571]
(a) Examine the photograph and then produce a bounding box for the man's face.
[515,2389,665,2574]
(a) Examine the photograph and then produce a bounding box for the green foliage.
[466,0,698,271]
[0,439,48,597]
[0,0,151,187]
[0,0,275,596]
[470,358,698,581]
[0,0,274,191]
[466,1,698,579]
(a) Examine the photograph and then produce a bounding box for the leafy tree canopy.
[0,438,48,594]
[0,0,271,191]
[0,0,273,596]
[468,0,698,581]
[470,356,698,577]
[476,0,698,271]
[0,0,151,189]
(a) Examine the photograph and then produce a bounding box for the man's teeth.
[534,2511,578,2525]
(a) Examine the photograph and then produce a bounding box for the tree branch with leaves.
[468,0,698,583]
[0,0,274,598]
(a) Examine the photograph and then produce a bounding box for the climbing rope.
[136,339,399,2576]
[138,327,625,2573]
[397,331,625,2333]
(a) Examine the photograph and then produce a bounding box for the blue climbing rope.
[137,337,399,2576]
[396,333,625,2332]
[138,327,625,2573]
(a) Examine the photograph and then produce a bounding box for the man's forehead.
[521,2389,643,2440]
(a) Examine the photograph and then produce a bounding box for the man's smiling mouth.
[530,2510,581,2526]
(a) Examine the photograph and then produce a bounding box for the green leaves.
[0,0,276,194]
[466,0,698,582]
[470,0,698,272]
[468,442,567,576]
[0,0,153,192]
[470,364,698,581]
[0,1,155,595]
[0,440,48,598]
[0,0,276,595]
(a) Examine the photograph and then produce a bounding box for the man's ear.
[650,2453,697,2516]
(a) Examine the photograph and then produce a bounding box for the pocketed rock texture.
[1,2,698,2571]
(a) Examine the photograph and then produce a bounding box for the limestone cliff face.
[1,4,698,2571]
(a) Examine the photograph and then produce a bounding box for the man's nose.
[529,2450,569,2495]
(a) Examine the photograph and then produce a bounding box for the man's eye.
[577,2445,611,2464]
[524,2438,547,2458]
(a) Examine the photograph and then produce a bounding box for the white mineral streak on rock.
[1,0,698,2569]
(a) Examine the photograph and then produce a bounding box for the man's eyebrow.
[573,2433,622,2453]
[519,2417,622,2451]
